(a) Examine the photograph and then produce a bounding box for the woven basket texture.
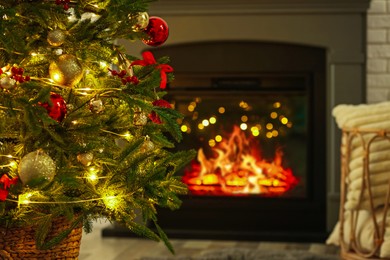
[0,216,82,260]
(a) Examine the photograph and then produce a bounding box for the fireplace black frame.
[103,41,327,241]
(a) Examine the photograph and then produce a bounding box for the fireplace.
[146,41,327,241]
[106,0,371,241]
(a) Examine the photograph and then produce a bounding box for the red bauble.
[149,99,172,124]
[40,93,67,122]
[142,16,169,47]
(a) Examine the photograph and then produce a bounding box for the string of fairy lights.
[0,150,125,210]
[0,123,138,210]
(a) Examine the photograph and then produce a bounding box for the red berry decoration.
[149,99,172,124]
[56,0,70,10]
[142,16,169,47]
[39,93,67,122]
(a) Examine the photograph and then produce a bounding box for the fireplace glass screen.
[170,77,308,198]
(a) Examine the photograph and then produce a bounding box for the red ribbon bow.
[131,51,173,90]
[0,175,18,201]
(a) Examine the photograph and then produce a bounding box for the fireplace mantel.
[149,0,370,14]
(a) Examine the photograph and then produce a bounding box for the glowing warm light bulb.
[72,120,78,125]
[240,123,248,130]
[266,132,273,138]
[273,102,281,108]
[122,131,133,141]
[218,107,225,114]
[241,115,248,122]
[198,123,204,130]
[251,126,260,136]
[87,172,98,183]
[103,195,119,210]
[208,139,216,147]
[266,123,273,130]
[18,192,35,205]
[209,116,217,124]
[188,104,195,112]
[181,125,188,132]
[9,161,18,169]
[272,130,279,137]
[51,72,61,82]
[270,112,278,119]
[215,135,222,142]
[287,122,293,128]
[202,119,210,127]
[239,101,249,109]
[99,61,108,69]
[281,117,288,125]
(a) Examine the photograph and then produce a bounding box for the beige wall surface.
[367,0,390,103]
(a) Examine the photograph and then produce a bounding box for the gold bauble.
[130,12,149,32]
[49,54,83,87]
[133,111,148,126]
[77,152,94,166]
[47,29,66,47]
[18,150,56,185]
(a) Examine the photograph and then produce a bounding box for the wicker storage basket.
[0,216,83,260]
[339,128,390,260]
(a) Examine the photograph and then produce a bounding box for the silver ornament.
[141,136,154,152]
[47,29,66,47]
[18,150,56,184]
[77,152,94,166]
[0,76,16,89]
[133,111,148,126]
[89,99,104,114]
[130,12,149,32]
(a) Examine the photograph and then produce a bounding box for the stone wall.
[367,0,390,102]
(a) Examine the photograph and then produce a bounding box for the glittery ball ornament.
[18,150,56,185]
[39,93,67,122]
[133,110,148,126]
[130,12,149,32]
[47,29,66,47]
[89,98,104,114]
[0,76,16,89]
[49,54,83,87]
[142,16,169,47]
[77,153,94,166]
[141,137,155,153]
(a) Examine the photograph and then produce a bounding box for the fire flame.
[182,126,299,196]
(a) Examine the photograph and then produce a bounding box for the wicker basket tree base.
[0,217,83,260]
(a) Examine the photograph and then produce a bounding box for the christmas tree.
[0,0,194,253]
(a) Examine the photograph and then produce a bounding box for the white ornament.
[0,76,16,89]
[89,99,104,114]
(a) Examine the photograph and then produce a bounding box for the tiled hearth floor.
[79,220,340,260]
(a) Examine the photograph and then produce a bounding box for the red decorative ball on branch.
[149,99,172,124]
[39,93,67,122]
[142,16,169,47]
